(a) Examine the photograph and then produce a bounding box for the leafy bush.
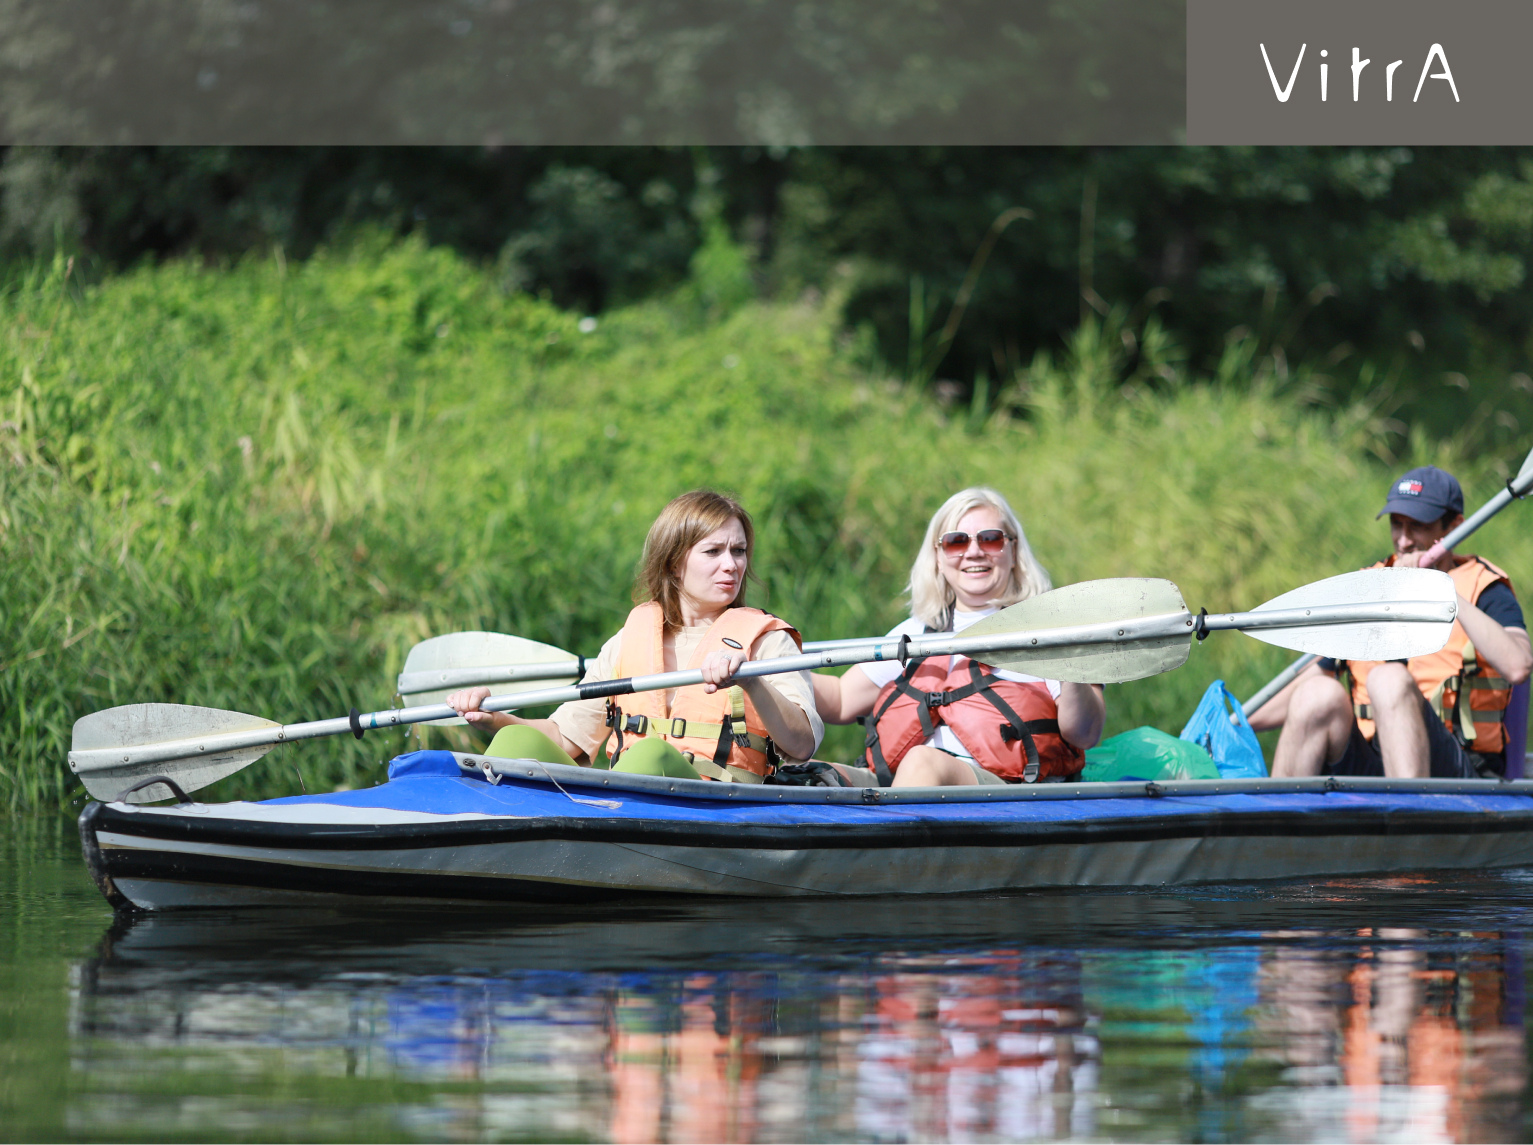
[3,237,1529,810]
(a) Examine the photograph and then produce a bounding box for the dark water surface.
[6,817,1533,1143]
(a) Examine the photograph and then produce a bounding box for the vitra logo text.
[1259,43,1459,103]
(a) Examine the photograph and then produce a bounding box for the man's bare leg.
[1365,663,1430,778]
[1271,675,1354,777]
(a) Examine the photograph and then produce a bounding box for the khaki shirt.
[551,625,823,761]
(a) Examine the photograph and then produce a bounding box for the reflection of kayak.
[80,750,1533,911]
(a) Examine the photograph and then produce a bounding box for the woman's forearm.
[741,678,817,760]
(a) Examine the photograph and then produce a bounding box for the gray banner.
[1188,0,1530,144]
[0,0,1184,145]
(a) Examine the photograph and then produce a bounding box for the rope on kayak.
[531,759,623,809]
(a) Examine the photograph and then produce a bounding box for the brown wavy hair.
[635,490,756,628]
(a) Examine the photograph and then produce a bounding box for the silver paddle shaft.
[397,661,584,692]
[398,639,924,692]
[73,600,1454,771]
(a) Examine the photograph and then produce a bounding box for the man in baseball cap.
[1252,466,1530,780]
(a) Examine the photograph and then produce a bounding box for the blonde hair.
[908,487,1051,630]
[635,490,756,628]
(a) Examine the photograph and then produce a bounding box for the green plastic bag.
[1081,726,1220,782]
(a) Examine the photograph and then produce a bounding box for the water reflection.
[1254,927,1526,1142]
[66,885,1533,1143]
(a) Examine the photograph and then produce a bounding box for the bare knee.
[891,747,977,787]
[1272,675,1353,778]
[1366,663,1416,709]
[1288,675,1350,725]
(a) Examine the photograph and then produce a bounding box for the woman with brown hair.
[446,490,821,782]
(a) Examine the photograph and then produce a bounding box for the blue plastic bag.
[1179,680,1267,778]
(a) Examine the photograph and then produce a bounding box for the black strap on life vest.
[863,651,940,786]
[962,659,1058,783]
[711,712,781,773]
[863,654,1062,784]
[601,699,625,765]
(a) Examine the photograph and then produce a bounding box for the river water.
[5,815,1533,1143]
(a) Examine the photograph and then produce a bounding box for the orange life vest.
[607,602,802,781]
[1348,555,1517,754]
[862,654,1085,784]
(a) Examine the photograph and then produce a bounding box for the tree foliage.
[3,145,1533,451]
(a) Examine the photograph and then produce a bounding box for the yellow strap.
[627,713,771,754]
[687,756,766,784]
[728,685,746,722]
[1455,641,1477,739]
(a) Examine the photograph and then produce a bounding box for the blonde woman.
[447,490,821,781]
[814,487,1104,787]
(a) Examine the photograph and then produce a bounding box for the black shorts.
[1328,696,1505,779]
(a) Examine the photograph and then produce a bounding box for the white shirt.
[859,607,1062,763]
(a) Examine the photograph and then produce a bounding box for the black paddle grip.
[578,679,638,700]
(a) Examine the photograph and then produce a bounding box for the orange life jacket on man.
[862,654,1085,784]
[1348,555,1517,754]
[606,602,802,782]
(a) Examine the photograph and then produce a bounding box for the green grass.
[3,236,1530,810]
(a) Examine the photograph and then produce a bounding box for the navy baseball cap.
[1377,466,1464,523]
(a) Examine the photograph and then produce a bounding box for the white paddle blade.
[70,703,279,803]
[398,631,582,724]
[1245,567,1457,660]
[963,578,1192,683]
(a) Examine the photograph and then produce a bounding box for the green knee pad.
[485,725,578,768]
[611,737,702,780]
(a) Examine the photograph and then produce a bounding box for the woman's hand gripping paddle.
[70,568,1457,803]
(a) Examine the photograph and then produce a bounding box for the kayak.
[78,749,1533,911]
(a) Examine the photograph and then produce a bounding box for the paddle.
[397,631,867,705]
[71,568,1458,803]
[1240,443,1533,719]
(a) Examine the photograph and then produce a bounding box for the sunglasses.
[937,529,1010,556]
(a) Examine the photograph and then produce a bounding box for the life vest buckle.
[667,717,688,738]
[924,690,950,708]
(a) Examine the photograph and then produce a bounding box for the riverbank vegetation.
[5,146,1533,449]
[3,236,1531,810]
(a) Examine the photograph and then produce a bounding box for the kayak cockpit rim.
[445,753,1533,805]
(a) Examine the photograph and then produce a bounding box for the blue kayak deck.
[256,749,1533,832]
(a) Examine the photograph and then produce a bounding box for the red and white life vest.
[862,654,1085,783]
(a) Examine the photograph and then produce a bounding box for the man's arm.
[1455,596,1532,684]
